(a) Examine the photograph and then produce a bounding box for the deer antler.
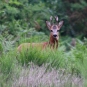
[50,16,53,21]
[55,16,58,22]
[50,16,53,24]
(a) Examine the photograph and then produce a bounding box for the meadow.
[0,34,87,87]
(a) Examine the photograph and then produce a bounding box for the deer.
[17,16,64,52]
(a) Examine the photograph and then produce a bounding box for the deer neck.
[49,34,58,48]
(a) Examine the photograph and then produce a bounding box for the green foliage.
[0,0,87,38]
[0,36,87,86]
[0,0,87,86]
[17,47,47,66]
[19,28,48,44]
[0,0,51,37]
[0,53,14,74]
[0,35,15,54]
[0,51,21,87]
[71,0,87,11]
[17,46,65,68]
[67,0,87,37]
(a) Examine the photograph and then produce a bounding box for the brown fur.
[17,34,58,52]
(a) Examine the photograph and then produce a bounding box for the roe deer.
[17,16,64,51]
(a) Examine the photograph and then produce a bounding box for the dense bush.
[0,0,87,38]
[0,0,51,37]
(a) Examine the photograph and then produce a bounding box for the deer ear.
[46,21,51,30]
[58,21,64,28]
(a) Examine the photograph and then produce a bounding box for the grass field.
[0,37,87,87]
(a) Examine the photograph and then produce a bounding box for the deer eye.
[57,30,59,32]
[50,30,53,32]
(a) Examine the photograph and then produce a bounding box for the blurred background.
[0,0,87,50]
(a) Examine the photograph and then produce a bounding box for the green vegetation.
[0,40,87,87]
[0,0,87,87]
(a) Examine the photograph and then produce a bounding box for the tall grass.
[17,45,66,69]
[12,62,83,87]
[0,51,21,87]
[0,37,87,87]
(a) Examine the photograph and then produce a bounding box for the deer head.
[46,16,63,40]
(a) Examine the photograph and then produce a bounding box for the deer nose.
[53,35,57,37]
